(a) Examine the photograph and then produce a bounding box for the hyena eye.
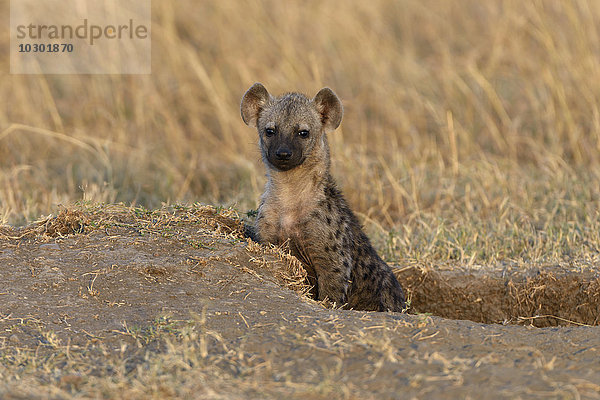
[265,128,275,137]
[298,130,309,138]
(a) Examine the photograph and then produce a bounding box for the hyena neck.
[267,158,329,198]
[265,137,331,211]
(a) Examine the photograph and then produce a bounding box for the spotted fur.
[241,83,406,312]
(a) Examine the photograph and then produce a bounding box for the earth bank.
[0,204,598,399]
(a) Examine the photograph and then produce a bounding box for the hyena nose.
[275,147,292,160]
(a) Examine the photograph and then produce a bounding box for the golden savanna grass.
[1,0,599,266]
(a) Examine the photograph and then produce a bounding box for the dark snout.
[275,147,292,160]
[266,141,304,171]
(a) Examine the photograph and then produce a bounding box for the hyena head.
[240,83,343,172]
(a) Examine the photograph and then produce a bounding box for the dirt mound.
[0,204,309,347]
[1,204,599,398]
[1,204,598,334]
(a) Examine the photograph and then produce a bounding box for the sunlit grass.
[1,0,599,267]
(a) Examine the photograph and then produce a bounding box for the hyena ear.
[312,87,343,132]
[241,83,271,128]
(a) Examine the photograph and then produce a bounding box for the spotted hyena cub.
[241,83,406,312]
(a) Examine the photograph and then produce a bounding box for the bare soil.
[0,205,599,399]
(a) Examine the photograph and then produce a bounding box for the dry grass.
[1,0,599,269]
